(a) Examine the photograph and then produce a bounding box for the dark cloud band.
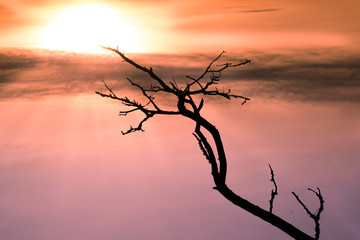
[0,48,359,103]
[237,8,282,13]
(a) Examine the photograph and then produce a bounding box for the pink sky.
[1,93,359,239]
[1,1,360,239]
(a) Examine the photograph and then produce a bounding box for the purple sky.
[0,48,359,239]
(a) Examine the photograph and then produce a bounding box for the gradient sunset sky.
[1,0,359,52]
[1,1,360,240]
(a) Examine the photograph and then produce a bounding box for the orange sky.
[0,0,359,52]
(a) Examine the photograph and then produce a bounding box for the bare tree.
[96,46,324,240]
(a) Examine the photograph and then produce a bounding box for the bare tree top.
[96,47,324,240]
[96,46,251,134]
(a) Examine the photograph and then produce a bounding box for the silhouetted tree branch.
[269,164,278,213]
[96,46,324,240]
[292,188,324,240]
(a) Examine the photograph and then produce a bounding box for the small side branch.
[193,124,220,183]
[120,114,152,135]
[96,80,180,135]
[269,164,278,214]
[200,88,250,104]
[193,133,211,162]
[126,78,162,111]
[183,51,250,104]
[187,51,250,87]
[99,45,175,94]
[292,188,324,240]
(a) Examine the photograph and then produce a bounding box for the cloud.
[0,48,359,103]
[0,48,213,99]
[227,49,360,102]
[236,8,282,13]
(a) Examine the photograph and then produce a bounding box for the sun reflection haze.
[41,3,142,53]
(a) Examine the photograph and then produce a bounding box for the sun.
[41,4,142,53]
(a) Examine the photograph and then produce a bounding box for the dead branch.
[99,45,175,93]
[184,51,251,103]
[292,188,324,240]
[269,164,278,213]
[96,47,323,240]
[96,79,180,135]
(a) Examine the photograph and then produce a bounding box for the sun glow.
[41,4,142,53]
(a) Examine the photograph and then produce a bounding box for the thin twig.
[269,164,278,213]
[292,187,324,240]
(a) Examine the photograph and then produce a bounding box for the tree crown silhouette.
[96,46,324,240]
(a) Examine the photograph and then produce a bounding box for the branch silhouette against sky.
[96,46,324,240]
[0,1,359,239]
